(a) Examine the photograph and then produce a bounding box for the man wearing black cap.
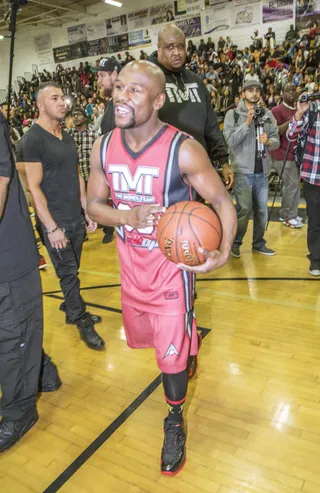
[92,58,122,136]
[92,58,122,244]
[224,80,279,258]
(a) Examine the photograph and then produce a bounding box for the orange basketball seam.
[176,202,191,264]
[156,203,177,248]
[187,214,202,265]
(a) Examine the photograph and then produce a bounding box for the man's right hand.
[126,204,166,230]
[246,108,255,126]
[49,228,68,249]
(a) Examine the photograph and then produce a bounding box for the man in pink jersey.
[87,61,236,475]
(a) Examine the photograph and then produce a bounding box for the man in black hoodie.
[149,25,234,189]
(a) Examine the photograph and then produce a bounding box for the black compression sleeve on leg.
[162,370,188,422]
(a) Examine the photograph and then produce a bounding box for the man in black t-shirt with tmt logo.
[17,82,105,351]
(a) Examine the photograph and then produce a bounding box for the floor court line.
[41,326,211,493]
[44,294,123,314]
[43,276,319,297]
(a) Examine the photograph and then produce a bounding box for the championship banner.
[127,9,150,31]
[67,24,87,44]
[86,21,107,41]
[106,15,128,36]
[232,0,261,27]
[262,0,293,22]
[87,38,109,57]
[149,3,175,24]
[107,33,129,53]
[128,29,152,48]
[175,16,201,37]
[201,4,231,34]
[34,33,54,65]
[53,45,71,63]
[296,0,320,30]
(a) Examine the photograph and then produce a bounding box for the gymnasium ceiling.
[0,0,105,31]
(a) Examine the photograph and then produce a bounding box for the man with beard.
[0,110,61,453]
[224,80,279,258]
[17,82,105,351]
[149,25,234,189]
[271,83,303,228]
[92,58,122,243]
[87,60,236,475]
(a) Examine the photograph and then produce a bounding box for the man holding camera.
[287,96,320,276]
[271,83,303,229]
[224,80,280,258]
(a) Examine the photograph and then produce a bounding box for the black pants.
[0,269,43,420]
[304,181,320,266]
[42,216,86,323]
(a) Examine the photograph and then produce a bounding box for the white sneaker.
[282,218,303,228]
[310,268,320,276]
[296,216,303,222]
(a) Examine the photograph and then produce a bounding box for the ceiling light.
[104,0,123,6]
[0,35,4,40]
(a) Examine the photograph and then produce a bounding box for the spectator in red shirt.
[271,83,303,228]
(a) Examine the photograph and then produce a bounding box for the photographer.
[271,83,303,228]
[224,80,280,258]
[287,95,320,276]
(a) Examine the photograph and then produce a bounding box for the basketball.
[156,201,222,266]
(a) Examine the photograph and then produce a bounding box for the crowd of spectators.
[3,21,320,136]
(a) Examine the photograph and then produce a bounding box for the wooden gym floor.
[1,210,320,493]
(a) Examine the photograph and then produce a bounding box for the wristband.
[46,226,59,235]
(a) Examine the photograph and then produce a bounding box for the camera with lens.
[254,105,265,119]
[299,93,320,103]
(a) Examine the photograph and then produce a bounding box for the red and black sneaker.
[39,255,47,270]
[187,331,202,380]
[161,418,186,475]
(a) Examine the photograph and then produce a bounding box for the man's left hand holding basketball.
[177,138,237,274]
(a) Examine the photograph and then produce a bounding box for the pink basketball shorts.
[122,305,199,374]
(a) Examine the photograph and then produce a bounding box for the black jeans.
[42,216,86,323]
[304,181,320,266]
[0,269,43,420]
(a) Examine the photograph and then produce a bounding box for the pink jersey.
[102,124,196,315]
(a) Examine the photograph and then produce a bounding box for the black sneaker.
[252,246,275,256]
[77,314,105,351]
[0,410,38,453]
[231,245,240,258]
[59,303,102,325]
[161,418,186,475]
[39,359,62,393]
[102,231,115,244]
[187,332,202,380]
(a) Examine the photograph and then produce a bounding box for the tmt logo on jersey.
[109,164,159,203]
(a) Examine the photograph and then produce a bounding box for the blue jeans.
[233,172,268,249]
